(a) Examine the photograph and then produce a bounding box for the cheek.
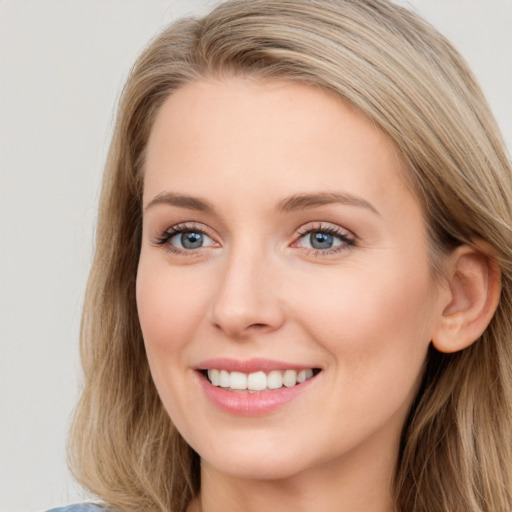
[136,258,210,360]
[135,258,216,432]
[290,259,435,386]
[288,264,435,446]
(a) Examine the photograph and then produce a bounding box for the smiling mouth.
[201,368,321,392]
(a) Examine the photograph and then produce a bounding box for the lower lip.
[197,372,318,416]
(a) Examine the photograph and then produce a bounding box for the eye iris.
[310,231,333,249]
[181,232,203,249]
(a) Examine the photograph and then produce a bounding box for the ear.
[432,243,501,353]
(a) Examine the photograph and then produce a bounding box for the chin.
[203,452,309,481]
[193,431,319,481]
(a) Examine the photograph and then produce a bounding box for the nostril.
[245,323,273,333]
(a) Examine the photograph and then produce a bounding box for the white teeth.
[219,370,230,388]
[208,369,220,386]
[297,369,307,383]
[247,371,267,391]
[229,371,247,390]
[206,368,317,391]
[283,369,297,388]
[267,370,283,389]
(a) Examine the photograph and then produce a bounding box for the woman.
[49,0,512,511]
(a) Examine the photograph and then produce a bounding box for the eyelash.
[153,222,356,256]
[154,222,215,256]
[295,223,356,256]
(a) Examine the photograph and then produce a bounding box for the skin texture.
[136,77,453,512]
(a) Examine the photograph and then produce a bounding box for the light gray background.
[1,1,511,511]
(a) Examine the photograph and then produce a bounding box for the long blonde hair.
[69,1,512,510]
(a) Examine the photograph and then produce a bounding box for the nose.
[207,244,286,339]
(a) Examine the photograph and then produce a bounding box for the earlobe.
[431,244,501,353]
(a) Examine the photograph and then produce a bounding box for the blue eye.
[308,231,336,250]
[297,226,354,253]
[169,230,214,250]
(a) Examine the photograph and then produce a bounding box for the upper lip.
[195,358,319,373]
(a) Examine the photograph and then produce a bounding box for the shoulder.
[44,505,108,512]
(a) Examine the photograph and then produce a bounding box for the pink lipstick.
[195,358,321,416]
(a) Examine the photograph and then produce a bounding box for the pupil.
[310,231,333,249]
[181,232,203,249]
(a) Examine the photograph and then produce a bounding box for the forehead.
[143,77,413,218]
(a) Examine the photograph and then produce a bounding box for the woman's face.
[137,77,446,481]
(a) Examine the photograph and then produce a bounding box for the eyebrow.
[144,191,379,216]
[277,192,380,216]
[144,192,214,213]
